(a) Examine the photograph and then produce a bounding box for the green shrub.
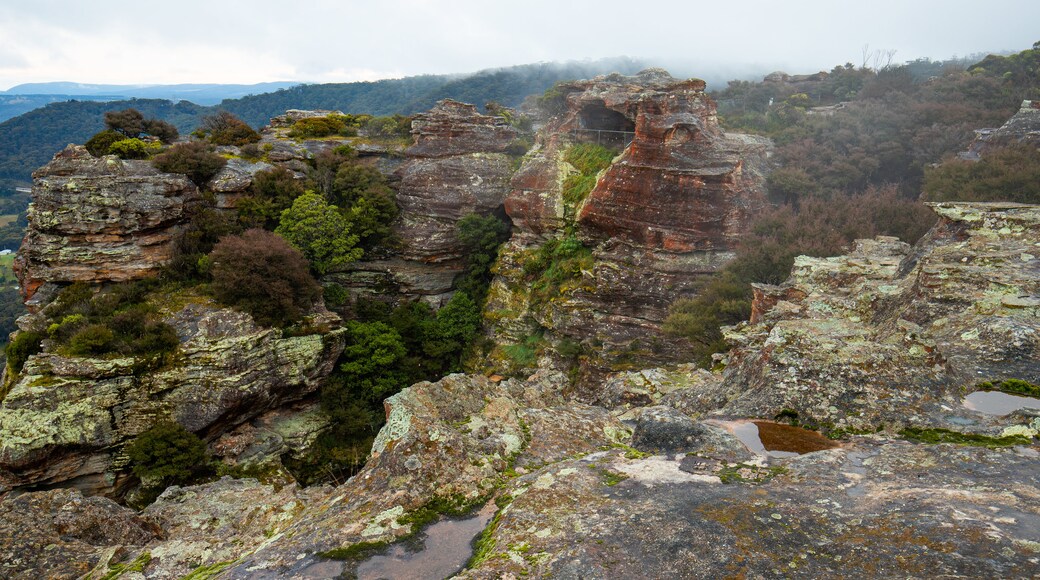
[125,421,210,487]
[84,130,126,157]
[107,138,161,160]
[923,144,1040,203]
[524,235,593,307]
[166,208,244,281]
[455,213,510,302]
[323,283,350,308]
[41,281,178,359]
[152,141,227,186]
[562,143,614,218]
[209,229,322,327]
[275,192,363,275]
[288,116,348,139]
[5,331,43,375]
[66,324,116,356]
[237,166,306,230]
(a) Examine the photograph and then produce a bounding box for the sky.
[0,0,1038,91]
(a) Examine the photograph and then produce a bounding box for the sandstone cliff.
[1,139,347,498]
[484,69,771,381]
[15,145,201,302]
[328,100,520,307]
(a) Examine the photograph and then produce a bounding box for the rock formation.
[694,202,1040,434]
[14,145,201,301]
[963,100,1040,159]
[0,298,344,497]
[485,69,771,380]
[329,100,520,307]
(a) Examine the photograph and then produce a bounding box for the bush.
[288,115,348,139]
[41,280,180,359]
[923,144,1040,203]
[166,208,244,281]
[5,331,43,375]
[125,421,210,488]
[66,324,116,356]
[199,111,260,146]
[143,119,179,143]
[456,213,510,302]
[209,228,322,327]
[84,129,126,157]
[107,138,162,160]
[104,108,177,143]
[152,141,227,186]
[236,167,305,229]
[275,192,363,274]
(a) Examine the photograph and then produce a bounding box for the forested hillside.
[0,58,645,185]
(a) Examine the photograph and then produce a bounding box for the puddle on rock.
[355,502,496,580]
[727,421,840,458]
[963,391,1040,415]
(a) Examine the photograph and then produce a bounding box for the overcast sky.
[1,0,1037,91]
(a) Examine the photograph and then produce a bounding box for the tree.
[275,192,362,274]
[125,421,210,489]
[455,213,510,301]
[237,166,305,229]
[105,108,146,137]
[84,129,126,157]
[143,119,179,143]
[209,229,322,327]
[923,144,1040,203]
[336,321,408,399]
[152,141,227,186]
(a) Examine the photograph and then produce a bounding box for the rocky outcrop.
[323,100,522,306]
[5,367,1037,579]
[486,69,771,380]
[686,202,1040,434]
[14,145,201,301]
[0,297,345,496]
[458,438,1040,578]
[0,488,162,580]
[963,100,1040,159]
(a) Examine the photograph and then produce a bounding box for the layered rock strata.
[0,299,345,496]
[334,100,519,306]
[486,69,771,379]
[14,145,201,301]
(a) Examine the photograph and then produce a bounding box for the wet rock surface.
[458,440,1040,579]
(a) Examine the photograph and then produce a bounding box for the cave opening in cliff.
[576,101,635,149]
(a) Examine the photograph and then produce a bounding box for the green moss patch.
[976,379,1040,398]
[900,427,1031,448]
[317,540,393,561]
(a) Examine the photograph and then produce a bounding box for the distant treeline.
[0,58,646,184]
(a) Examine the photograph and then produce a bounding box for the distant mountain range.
[0,81,300,117]
[0,58,649,185]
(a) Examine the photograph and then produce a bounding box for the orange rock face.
[490,69,773,380]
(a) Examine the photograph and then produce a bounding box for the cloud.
[0,0,1038,90]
